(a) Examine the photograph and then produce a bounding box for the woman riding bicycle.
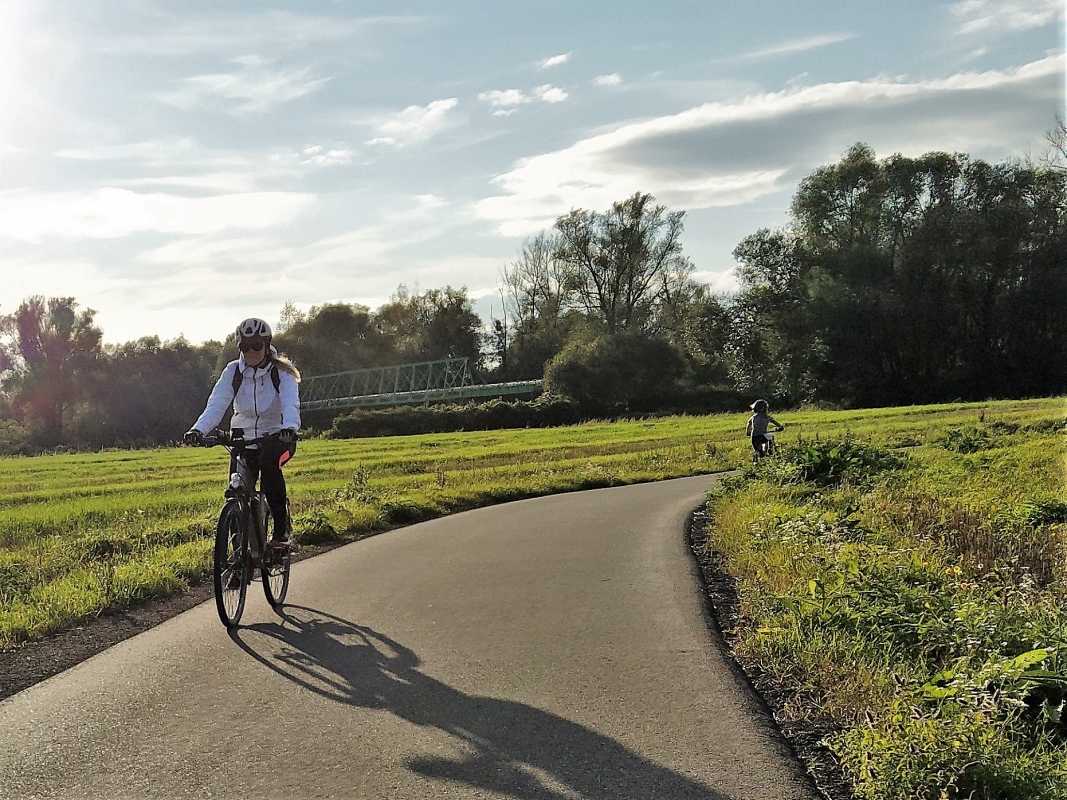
[184,318,301,549]
[746,398,783,461]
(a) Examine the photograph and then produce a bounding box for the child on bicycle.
[184,318,301,548]
[746,399,783,460]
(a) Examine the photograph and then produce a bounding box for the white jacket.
[193,355,301,440]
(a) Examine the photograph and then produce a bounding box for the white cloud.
[133,193,452,286]
[539,52,571,69]
[413,194,447,209]
[288,229,398,274]
[479,86,567,112]
[951,0,1064,34]
[135,235,296,269]
[157,61,328,114]
[721,33,855,62]
[0,189,315,241]
[475,56,1063,235]
[54,138,198,162]
[479,89,531,107]
[534,85,568,103]
[368,98,459,146]
[692,268,740,294]
[119,174,261,193]
[137,227,396,279]
[595,74,622,86]
[102,12,428,56]
[297,145,355,166]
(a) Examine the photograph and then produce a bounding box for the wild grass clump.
[701,401,1067,798]
[761,434,906,487]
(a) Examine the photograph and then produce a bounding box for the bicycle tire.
[261,512,290,607]
[214,501,249,628]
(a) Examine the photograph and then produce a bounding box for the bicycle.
[751,429,783,466]
[197,429,293,628]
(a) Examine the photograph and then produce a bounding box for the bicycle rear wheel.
[214,501,249,628]
[261,513,290,607]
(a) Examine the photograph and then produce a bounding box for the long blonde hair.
[271,350,301,383]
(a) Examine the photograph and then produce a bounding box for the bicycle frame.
[201,429,292,626]
[751,430,780,465]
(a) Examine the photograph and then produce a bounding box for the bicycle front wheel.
[214,501,249,628]
[261,514,290,608]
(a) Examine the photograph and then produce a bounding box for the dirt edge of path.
[0,539,354,702]
[686,507,856,800]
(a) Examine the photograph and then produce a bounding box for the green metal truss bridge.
[299,357,542,412]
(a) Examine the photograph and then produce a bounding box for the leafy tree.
[500,311,591,381]
[276,301,306,334]
[375,285,483,365]
[0,296,102,443]
[554,192,693,333]
[543,332,687,416]
[497,233,578,380]
[501,195,698,381]
[273,302,386,376]
[74,336,225,447]
[501,231,570,329]
[1042,114,1066,172]
[276,286,484,379]
[676,290,736,389]
[728,144,1067,406]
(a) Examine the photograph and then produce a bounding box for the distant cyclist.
[184,318,301,549]
[746,399,783,461]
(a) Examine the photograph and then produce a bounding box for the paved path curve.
[0,475,815,799]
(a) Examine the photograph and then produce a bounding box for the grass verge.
[698,398,1067,799]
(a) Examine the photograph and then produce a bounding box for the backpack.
[231,361,281,398]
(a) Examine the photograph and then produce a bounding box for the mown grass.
[699,397,1067,799]
[0,414,748,648]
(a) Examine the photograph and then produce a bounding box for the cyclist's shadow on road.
[230,605,735,800]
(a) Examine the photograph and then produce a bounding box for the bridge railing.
[299,357,542,412]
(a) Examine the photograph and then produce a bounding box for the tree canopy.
[727,144,1067,406]
[0,144,1063,450]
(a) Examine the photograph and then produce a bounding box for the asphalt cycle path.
[0,475,816,800]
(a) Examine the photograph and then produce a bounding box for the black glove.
[183,429,203,446]
[278,428,296,444]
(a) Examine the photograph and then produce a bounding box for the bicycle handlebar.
[199,431,294,448]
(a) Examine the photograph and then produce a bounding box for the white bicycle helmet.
[234,317,272,346]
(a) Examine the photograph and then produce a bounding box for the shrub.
[543,333,687,416]
[941,425,994,453]
[774,435,907,486]
[0,419,33,456]
[326,395,580,439]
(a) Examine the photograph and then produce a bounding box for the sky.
[0,0,1063,346]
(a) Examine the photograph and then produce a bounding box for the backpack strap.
[230,362,281,398]
[231,363,243,398]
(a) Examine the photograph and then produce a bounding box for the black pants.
[230,438,296,537]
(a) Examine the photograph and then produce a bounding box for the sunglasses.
[239,340,266,353]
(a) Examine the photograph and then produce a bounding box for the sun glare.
[0,2,55,146]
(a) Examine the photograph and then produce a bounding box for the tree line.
[0,287,484,452]
[1,142,1063,452]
